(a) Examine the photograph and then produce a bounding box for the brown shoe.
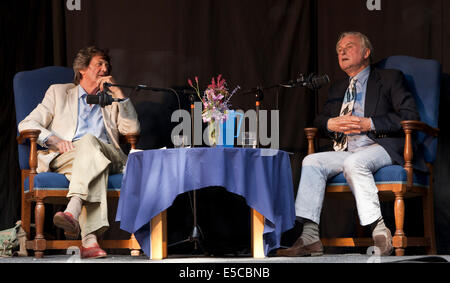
[373,228,393,256]
[276,237,323,257]
[53,212,80,240]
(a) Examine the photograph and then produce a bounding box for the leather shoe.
[53,212,80,239]
[276,237,323,257]
[373,228,393,256]
[80,243,107,259]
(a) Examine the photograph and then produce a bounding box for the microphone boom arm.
[104,82,181,111]
[240,73,329,95]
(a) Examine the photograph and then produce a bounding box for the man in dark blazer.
[277,32,420,257]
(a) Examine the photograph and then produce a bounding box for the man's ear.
[78,68,87,80]
[364,48,371,60]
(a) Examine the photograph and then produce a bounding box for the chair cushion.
[327,165,429,188]
[24,172,123,192]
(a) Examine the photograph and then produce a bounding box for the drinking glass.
[242,132,257,148]
[173,135,189,148]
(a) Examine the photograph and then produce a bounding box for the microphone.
[86,92,126,107]
[86,82,126,107]
[178,89,197,95]
[282,73,330,90]
[307,74,330,90]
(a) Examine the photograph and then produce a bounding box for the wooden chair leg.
[21,172,31,238]
[423,191,437,254]
[21,199,31,239]
[34,199,46,258]
[393,192,407,256]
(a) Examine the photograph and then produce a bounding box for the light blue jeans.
[295,144,393,226]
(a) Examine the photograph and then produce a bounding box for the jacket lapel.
[332,80,350,117]
[67,85,79,129]
[365,68,382,117]
[101,105,112,129]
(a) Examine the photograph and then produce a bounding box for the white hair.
[336,31,374,61]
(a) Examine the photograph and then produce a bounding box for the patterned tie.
[333,77,357,151]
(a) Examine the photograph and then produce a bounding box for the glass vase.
[208,120,218,147]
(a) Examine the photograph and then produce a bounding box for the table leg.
[251,208,265,258]
[130,233,141,256]
[150,210,167,260]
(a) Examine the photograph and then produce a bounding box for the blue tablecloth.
[116,147,295,257]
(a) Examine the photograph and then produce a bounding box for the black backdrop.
[1,0,450,255]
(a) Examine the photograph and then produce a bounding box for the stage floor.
[1,254,449,263]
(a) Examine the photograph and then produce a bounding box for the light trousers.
[295,144,393,226]
[50,134,126,238]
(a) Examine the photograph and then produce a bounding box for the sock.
[82,233,98,248]
[370,216,387,237]
[64,196,83,220]
[300,220,320,246]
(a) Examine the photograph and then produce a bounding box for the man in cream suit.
[18,46,140,259]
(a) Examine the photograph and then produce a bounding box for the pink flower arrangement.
[188,74,240,123]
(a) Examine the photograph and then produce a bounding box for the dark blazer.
[314,66,426,171]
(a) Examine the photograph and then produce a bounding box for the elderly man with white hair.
[277,32,420,257]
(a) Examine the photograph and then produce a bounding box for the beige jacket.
[18,83,140,172]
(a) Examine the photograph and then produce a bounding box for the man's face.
[337,34,370,74]
[79,55,109,85]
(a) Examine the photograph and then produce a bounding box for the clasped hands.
[327,114,372,135]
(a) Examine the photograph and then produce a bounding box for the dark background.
[1,0,449,255]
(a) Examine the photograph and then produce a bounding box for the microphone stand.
[240,80,298,148]
[240,75,327,148]
[188,93,201,252]
[167,93,205,255]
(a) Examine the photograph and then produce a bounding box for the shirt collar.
[351,65,371,86]
[78,85,88,99]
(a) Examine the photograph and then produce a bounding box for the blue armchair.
[14,66,141,258]
[304,55,440,256]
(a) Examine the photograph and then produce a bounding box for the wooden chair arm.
[400,120,439,137]
[304,128,318,155]
[17,129,41,174]
[120,133,140,150]
[17,129,41,144]
[401,120,439,189]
